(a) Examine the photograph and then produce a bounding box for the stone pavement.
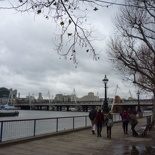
[0,117,155,155]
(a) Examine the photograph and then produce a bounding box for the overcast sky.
[0,1,152,100]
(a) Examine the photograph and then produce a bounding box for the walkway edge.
[0,126,90,147]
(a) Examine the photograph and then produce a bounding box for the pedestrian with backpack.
[89,106,97,134]
[105,112,113,138]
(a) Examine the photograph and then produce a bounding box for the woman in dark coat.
[120,110,129,134]
[105,112,113,138]
[89,106,97,134]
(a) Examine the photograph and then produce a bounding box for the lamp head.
[137,90,140,95]
[102,75,109,84]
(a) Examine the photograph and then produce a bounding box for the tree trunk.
[150,92,155,130]
[152,56,155,130]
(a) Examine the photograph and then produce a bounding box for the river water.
[0,110,89,121]
[0,110,90,142]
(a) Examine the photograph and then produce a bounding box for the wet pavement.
[0,117,155,155]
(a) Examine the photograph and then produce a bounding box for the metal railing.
[0,112,152,143]
[0,115,91,142]
[142,111,153,117]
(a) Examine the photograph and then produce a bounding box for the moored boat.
[0,105,19,117]
[0,110,19,117]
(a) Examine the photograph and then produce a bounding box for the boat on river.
[0,105,19,117]
[0,88,19,117]
[0,110,19,117]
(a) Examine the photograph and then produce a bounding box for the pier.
[14,99,153,112]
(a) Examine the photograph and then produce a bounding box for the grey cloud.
[0,5,147,99]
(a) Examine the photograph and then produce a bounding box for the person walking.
[120,110,129,134]
[129,110,138,137]
[105,112,113,138]
[96,109,104,137]
[89,106,97,134]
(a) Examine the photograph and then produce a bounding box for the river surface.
[0,110,89,121]
[0,110,90,142]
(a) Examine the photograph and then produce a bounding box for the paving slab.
[0,117,155,155]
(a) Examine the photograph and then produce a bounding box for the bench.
[136,123,152,137]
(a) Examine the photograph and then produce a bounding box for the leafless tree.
[108,0,155,125]
[0,0,118,65]
[0,0,147,65]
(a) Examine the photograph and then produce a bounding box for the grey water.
[0,110,89,121]
[0,110,90,142]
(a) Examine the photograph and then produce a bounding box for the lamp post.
[137,90,141,112]
[102,75,109,113]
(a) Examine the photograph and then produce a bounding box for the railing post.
[73,117,75,129]
[56,118,58,132]
[0,122,3,142]
[33,120,36,136]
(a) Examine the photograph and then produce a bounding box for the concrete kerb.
[0,126,91,147]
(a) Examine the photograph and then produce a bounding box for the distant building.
[0,87,10,98]
[63,95,71,102]
[54,94,64,101]
[26,95,35,102]
[54,94,71,102]
[79,92,99,101]
[0,87,17,105]
[128,97,135,100]
[37,93,43,101]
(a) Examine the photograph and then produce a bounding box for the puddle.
[113,145,155,155]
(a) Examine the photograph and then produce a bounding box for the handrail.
[0,112,152,143]
[0,115,90,143]
[0,115,87,123]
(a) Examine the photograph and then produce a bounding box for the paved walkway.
[0,117,155,155]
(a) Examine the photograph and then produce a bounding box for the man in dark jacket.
[89,106,97,134]
[96,109,104,137]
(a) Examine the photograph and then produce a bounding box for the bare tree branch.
[107,0,155,125]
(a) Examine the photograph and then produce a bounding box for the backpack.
[107,119,113,127]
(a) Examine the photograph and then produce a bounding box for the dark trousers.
[107,126,111,138]
[96,122,102,136]
[131,123,138,136]
[122,121,128,134]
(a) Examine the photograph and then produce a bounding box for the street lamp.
[137,90,141,112]
[102,75,109,113]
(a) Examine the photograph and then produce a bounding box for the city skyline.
[1,85,153,101]
[20,88,150,100]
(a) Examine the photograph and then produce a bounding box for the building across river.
[0,87,153,113]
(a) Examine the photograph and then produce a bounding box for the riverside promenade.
[0,117,155,155]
